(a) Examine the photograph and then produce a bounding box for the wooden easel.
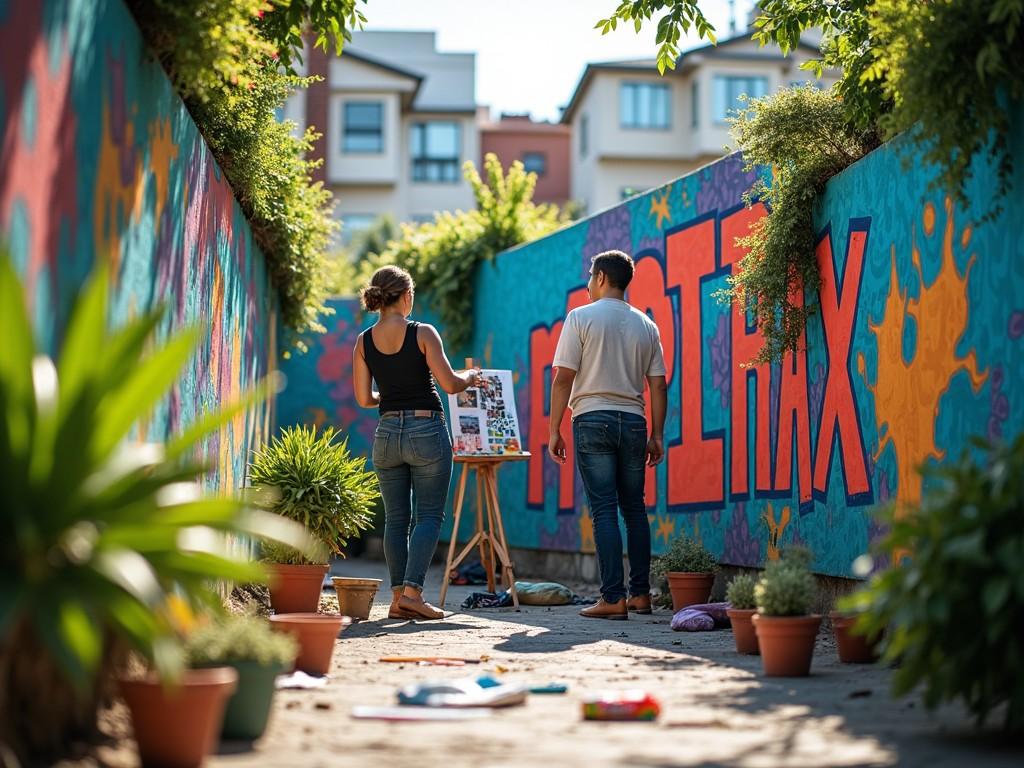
[439,453,530,609]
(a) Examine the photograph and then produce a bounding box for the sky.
[354,0,758,122]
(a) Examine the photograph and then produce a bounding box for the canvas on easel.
[447,369,523,456]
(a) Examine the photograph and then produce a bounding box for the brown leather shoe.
[579,598,628,620]
[387,588,407,620]
[397,594,445,620]
[627,594,652,614]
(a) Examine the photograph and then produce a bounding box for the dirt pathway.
[201,559,1020,768]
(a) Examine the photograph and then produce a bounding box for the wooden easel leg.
[476,470,496,593]
[484,465,519,610]
[440,463,470,608]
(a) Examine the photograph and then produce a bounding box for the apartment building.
[561,31,839,214]
[298,31,479,243]
[479,113,571,207]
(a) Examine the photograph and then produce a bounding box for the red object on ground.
[582,691,661,721]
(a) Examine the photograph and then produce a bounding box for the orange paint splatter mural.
[863,198,987,514]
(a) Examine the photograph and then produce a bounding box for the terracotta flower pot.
[331,576,382,620]
[666,572,715,611]
[119,667,238,768]
[265,562,329,614]
[830,611,881,664]
[269,613,351,675]
[752,614,821,676]
[726,608,759,655]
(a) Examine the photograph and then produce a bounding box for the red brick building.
[479,113,570,207]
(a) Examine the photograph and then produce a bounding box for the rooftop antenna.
[728,0,737,35]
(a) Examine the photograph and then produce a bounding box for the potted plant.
[653,535,719,611]
[185,612,298,740]
[725,573,760,655]
[751,548,820,677]
[249,425,379,614]
[331,575,383,620]
[268,612,352,675]
[0,255,312,765]
[829,610,881,664]
[118,665,238,768]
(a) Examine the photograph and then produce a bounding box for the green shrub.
[755,553,816,616]
[725,573,757,610]
[719,86,877,364]
[367,155,565,350]
[653,535,718,578]
[249,425,379,564]
[186,612,296,668]
[125,0,369,348]
[843,435,1024,731]
[0,253,312,762]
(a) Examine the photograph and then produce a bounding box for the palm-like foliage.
[249,425,379,564]
[0,254,311,760]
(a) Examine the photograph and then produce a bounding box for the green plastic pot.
[198,660,286,741]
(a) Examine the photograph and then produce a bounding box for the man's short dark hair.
[591,250,635,290]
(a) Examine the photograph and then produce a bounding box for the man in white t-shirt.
[548,250,668,620]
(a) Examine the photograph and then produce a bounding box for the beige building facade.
[562,34,839,214]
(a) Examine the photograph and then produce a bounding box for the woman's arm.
[352,332,380,408]
[419,324,479,394]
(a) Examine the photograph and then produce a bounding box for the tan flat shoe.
[397,595,445,620]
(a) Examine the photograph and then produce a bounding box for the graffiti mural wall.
[280,112,1023,579]
[0,0,276,492]
[277,298,377,460]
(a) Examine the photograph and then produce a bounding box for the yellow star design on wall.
[654,514,676,545]
[650,192,671,229]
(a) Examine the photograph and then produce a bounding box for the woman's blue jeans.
[372,411,453,590]
[572,410,651,604]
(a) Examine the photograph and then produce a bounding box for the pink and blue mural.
[279,113,1023,578]
[1,0,276,492]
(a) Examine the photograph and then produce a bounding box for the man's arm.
[646,375,667,466]
[547,366,576,464]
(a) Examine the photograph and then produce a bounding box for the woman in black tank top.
[353,266,481,621]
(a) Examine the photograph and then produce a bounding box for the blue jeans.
[573,410,651,603]
[372,412,453,590]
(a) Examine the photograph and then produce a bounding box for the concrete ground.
[199,558,1022,768]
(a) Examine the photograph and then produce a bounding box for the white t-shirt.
[552,298,667,419]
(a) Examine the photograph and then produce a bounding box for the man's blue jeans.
[372,412,453,590]
[572,410,651,604]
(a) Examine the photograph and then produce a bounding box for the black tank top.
[363,321,444,413]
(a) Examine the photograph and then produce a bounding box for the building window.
[691,81,699,128]
[522,152,546,176]
[339,214,376,244]
[410,122,460,182]
[580,115,589,158]
[712,75,769,123]
[343,102,383,153]
[619,82,670,129]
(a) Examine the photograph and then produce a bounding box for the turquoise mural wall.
[278,115,1023,580]
[0,0,277,492]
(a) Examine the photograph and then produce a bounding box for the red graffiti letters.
[526,210,872,514]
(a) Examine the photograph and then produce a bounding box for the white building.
[297,31,480,243]
[561,32,839,214]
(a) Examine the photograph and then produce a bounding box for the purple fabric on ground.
[671,609,715,631]
[670,602,733,632]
